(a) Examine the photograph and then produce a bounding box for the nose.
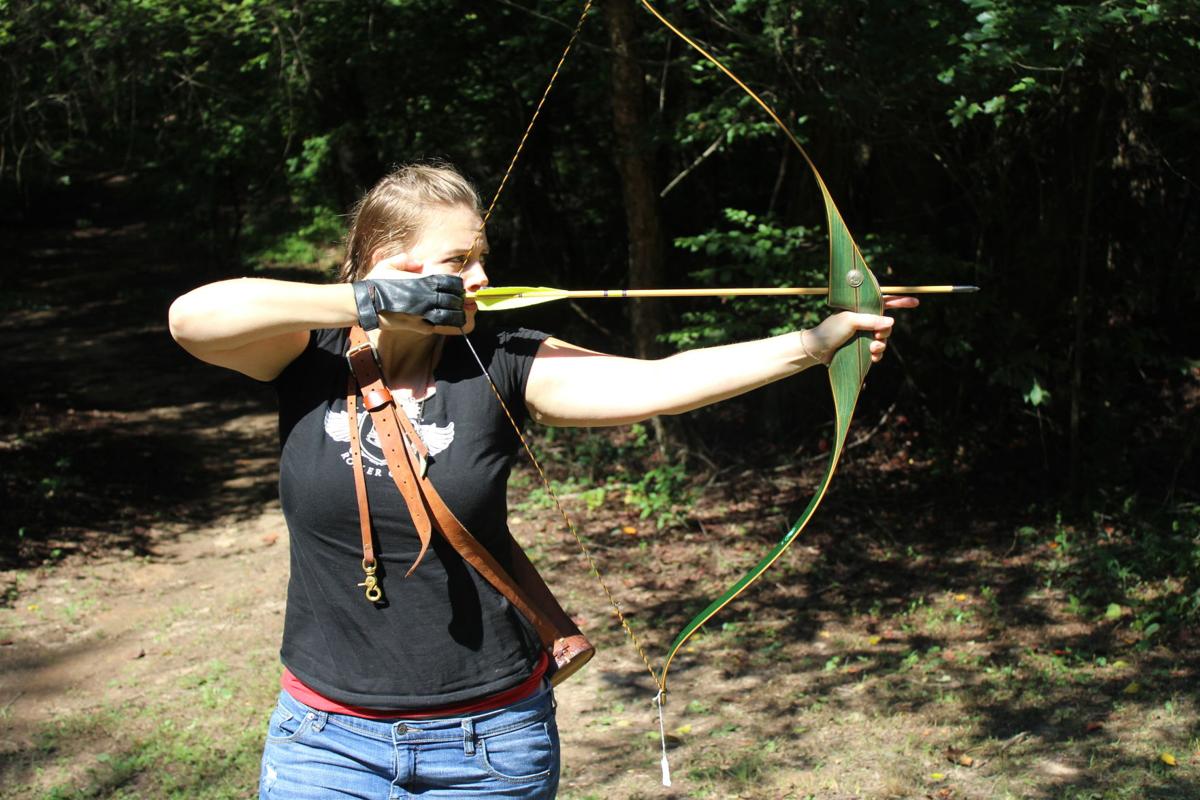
[462,260,488,293]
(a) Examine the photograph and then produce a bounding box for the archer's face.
[365,203,489,335]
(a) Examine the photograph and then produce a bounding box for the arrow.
[468,284,979,311]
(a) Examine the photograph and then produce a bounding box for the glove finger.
[424,308,467,328]
[429,274,465,295]
[439,293,464,311]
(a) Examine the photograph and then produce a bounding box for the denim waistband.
[276,681,554,746]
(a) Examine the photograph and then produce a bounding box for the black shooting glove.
[352,275,466,331]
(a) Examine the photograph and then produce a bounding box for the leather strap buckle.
[345,340,375,369]
[346,341,394,409]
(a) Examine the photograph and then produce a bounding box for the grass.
[14,661,275,800]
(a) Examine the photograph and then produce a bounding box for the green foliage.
[0,0,1195,508]
[1023,378,1050,408]
[1035,502,1200,645]
[527,425,695,530]
[623,460,694,530]
[250,205,342,270]
[940,0,1196,128]
[667,209,824,348]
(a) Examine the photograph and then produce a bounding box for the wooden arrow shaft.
[469,285,977,301]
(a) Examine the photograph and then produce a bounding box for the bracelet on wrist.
[798,329,822,364]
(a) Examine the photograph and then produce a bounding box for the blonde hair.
[338,163,482,283]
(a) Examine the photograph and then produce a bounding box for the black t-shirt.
[274,325,550,709]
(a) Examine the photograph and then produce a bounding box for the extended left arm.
[525,308,907,427]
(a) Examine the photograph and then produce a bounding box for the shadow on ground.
[0,184,299,573]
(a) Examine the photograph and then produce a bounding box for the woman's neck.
[368,329,444,396]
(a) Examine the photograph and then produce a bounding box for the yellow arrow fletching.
[469,286,568,311]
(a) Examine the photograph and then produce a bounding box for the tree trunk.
[1068,94,1108,511]
[605,0,675,451]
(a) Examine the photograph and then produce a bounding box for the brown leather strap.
[392,407,593,684]
[380,441,588,648]
[345,337,432,577]
[344,326,594,683]
[345,391,374,565]
[346,390,382,602]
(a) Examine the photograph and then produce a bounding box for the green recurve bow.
[636,0,885,694]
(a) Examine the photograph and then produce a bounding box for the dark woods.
[2,0,1197,514]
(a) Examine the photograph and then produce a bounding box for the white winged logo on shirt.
[324,408,455,469]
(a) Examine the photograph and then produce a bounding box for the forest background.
[2,1,1198,798]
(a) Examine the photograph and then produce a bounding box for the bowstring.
[460,341,663,691]
[477,0,595,234]
[456,0,665,694]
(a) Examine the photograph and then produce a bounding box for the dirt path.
[0,480,287,738]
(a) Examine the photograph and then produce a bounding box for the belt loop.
[310,710,328,733]
[461,718,476,756]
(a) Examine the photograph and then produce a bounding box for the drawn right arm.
[168,279,358,381]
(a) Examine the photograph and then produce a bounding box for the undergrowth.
[1028,500,1200,647]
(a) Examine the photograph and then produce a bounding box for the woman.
[168,163,914,798]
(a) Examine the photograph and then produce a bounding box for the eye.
[449,253,485,268]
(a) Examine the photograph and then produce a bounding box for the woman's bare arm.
[168,279,358,381]
[525,307,910,427]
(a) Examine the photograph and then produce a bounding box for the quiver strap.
[344,326,593,685]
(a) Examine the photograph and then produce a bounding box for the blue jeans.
[259,684,560,799]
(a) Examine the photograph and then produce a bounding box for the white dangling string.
[655,690,672,786]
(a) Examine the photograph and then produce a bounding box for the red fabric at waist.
[280,652,549,720]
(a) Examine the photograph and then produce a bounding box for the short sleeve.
[487,328,551,421]
[273,328,348,447]
[273,328,345,391]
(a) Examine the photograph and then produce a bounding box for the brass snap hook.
[359,559,383,603]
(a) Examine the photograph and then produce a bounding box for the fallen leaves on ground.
[944,747,975,767]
